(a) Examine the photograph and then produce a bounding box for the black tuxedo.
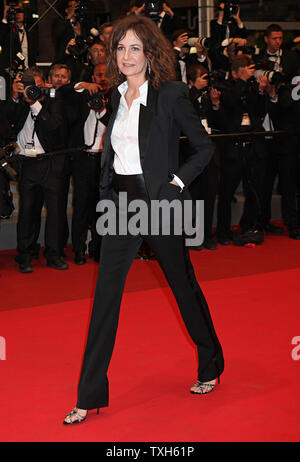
[256,48,300,83]
[76,80,224,410]
[5,93,67,262]
[62,88,111,258]
[215,78,268,237]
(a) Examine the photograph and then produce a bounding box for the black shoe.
[264,223,284,234]
[203,238,217,250]
[19,261,33,273]
[289,229,300,240]
[74,251,86,265]
[47,257,69,270]
[217,236,231,245]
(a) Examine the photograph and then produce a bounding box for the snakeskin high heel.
[63,407,99,425]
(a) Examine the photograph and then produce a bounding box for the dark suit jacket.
[256,48,300,82]
[99,80,214,201]
[0,22,37,71]
[6,96,64,152]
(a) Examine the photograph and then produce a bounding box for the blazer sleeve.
[168,82,214,186]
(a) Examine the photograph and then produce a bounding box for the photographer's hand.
[134,3,145,15]
[163,3,174,18]
[194,74,209,90]
[217,3,225,25]
[11,74,24,101]
[210,87,221,106]
[76,82,102,95]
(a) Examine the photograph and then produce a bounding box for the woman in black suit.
[63,15,224,424]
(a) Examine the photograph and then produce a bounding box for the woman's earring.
[147,61,151,74]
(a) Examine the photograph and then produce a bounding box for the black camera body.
[20,70,55,101]
[88,91,104,112]
[0,144,19,182]
[73,0,90,24]
[67,30,98,60]
[206,69,228,91]
[219,1,239,24]
[254,58,286,87]
[145,0,163,22]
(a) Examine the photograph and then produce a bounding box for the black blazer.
[0,22,37,71]
[99,80,214,201]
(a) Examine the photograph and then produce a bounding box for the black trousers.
[76,174,224,410]
[217,141,266,237]
[260,138,298,231]
[62,151,102,256]
[17,157,66,261]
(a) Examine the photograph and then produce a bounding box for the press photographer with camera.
[172,29,210,82]
[62,62,111,264]
[0,2,37,96]
[0,101,17,225]
[210,1,247,49]
[185,63,223,250]
[214,55,271,246]
[130,1,182,40]
[5,68,69,272]
[254,24,300,236]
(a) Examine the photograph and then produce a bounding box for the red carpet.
[0,232,300,442]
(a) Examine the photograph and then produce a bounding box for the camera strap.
[84,112,102,150]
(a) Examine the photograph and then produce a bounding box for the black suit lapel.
[138,84,158,168]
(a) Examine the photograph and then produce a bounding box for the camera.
[5,52,25,79]
[206,69,228,91]
[0,143,20,182]
[67,28,99,60]
[21,70,55,101]
[144,0,163,22]
[88,91,104,111]
[254,59,286,87]
[219,1,239,24]
[73,0,90,24]
[6,2,24,24]
[188,37,212,49]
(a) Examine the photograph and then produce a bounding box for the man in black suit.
[0,4,37,97]
[215,55,270,244]
[7,71,68,272]
[210,2,247,49]
[63,62,111,264]
[256,24,300,235]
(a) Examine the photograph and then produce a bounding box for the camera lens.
[25,85,42,101]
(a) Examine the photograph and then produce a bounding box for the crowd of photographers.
[0,0,300,273]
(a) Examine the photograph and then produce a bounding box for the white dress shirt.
[111,80,147,175]
[84,108,107,152]
[111,79,184,190]
[17,101,45,155]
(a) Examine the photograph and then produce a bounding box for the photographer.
[0,101,16,224]
[210,1,247,49]
[172,29,210,82]
[63,62,111,264]
[6,69,68,272]
[215,55,269,245]
[64,35,106,84]
[255,24,300,234]
[186,64,222,250]
[131,1,182,40]
[0,2,37,96]
[261,73,300,239]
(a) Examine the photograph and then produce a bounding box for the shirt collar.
[118,80,148,107]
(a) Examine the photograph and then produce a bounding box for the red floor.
[0,232,300,442]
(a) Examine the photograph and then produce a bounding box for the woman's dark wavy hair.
[106,15,176,90]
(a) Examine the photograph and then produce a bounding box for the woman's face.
[116,29,147,82]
